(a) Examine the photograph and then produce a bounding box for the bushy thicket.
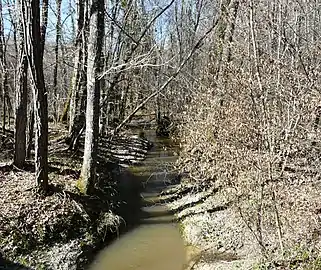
[175,0,321,265]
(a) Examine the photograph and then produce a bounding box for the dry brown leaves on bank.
[0,168,89,257]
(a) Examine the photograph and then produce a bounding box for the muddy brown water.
[89,130,187,270]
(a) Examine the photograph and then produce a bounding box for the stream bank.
[89,129,186,270]
[165,181,261,270]
[0,131,154,270]
[165,128,321,270]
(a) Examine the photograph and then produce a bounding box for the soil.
[0,127,152,270]
[166,176,321,270]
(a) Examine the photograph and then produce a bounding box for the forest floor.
[0,124,152,270]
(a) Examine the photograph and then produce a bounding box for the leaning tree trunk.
[22,0,49,193]
[79,0,104,195]
[14,0,28,167]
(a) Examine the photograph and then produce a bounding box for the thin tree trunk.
[26,104,34,159]
[8,0,18,58]
[0,0,8,136]
[53,0,62,121]
[69,0,85,130]
[34,0,48,192]
[22,0,49,193]
[59,0,79,124]
[67,0,88,148]
[40,0,48,55]
[14,0,28,167]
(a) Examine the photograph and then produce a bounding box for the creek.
[89,129,186,270]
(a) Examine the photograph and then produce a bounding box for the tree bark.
[22,0,49,193]
[67,0,88,148]
[79,0,104,194]
[14,0,28,167]
[0,0,8,136]
[26,104,34,159]
[53,0,62,121]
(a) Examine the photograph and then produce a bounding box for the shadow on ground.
[0,256,31,270]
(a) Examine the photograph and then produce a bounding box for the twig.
[113,14,221,134]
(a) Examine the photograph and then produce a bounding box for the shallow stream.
[89,130,186,270]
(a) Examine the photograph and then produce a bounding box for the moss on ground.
[75,177,86,194]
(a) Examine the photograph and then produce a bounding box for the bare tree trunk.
[26,104,34,159]
[1,71,7,136]
[53,0,62,121]
[100,50,108,134]
[40,0,48,54]
[79,0,104,195]
[0,0,8,136]
[69,0,86,130]
[14,0,28,167]
[8,0,18,58]
[23,0,49,193]
[67,0,88,149]
[221,0,239,68]
[59,0,78,124]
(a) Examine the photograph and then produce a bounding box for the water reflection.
[90,223,185,270]
[90,130,186,270]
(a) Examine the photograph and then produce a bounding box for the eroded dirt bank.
[0,132,152,270]
[165,175,321,270]
[164,143,321,270]
[165,181,261,270]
